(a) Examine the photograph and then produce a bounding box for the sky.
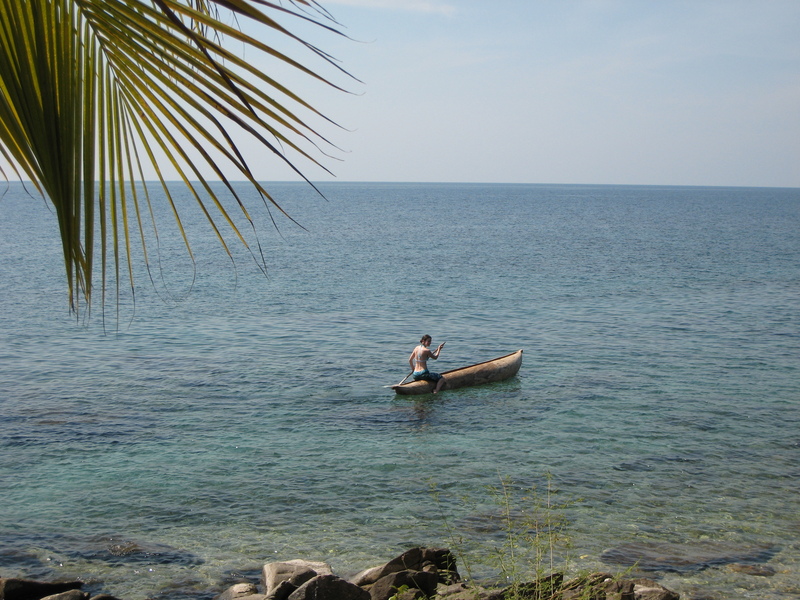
[3,1,799,188]
[270,0,799,188]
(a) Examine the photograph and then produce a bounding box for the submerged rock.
[0,548,50,580]
[726,562,776,577]
[76,537,204,567]
[600,540,776,573]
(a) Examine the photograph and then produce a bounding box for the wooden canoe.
[391,349,523,395]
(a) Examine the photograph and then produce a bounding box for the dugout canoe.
[391,349,523,395]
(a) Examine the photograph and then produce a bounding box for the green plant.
[387,583,432,600]
[432,473,578,600]
[485,473,573,599]
[387,584,410,600]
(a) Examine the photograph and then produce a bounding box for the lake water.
[1,182,798,599]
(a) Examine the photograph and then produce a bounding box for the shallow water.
[1,182,798,599]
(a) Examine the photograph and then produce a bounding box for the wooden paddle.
[384,371,413,388]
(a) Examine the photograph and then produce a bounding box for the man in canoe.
[409,335,446,393]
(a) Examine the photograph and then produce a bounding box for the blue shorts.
[413,370,442,383]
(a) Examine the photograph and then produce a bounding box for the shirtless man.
[409,335,446,393]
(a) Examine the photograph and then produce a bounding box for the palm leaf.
[0,0,351,315]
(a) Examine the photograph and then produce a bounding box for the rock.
[286,575,369,600]
[83,538,203,567]
[439,589,493,600]
[600,579,635,600]
[727,563,776,577]
[631,578,680,600]
[265,580,296,600]
[368,570,438,600]
[486,573,563,600]
[350,565,385,587]
[215,582,261,600]
[600,541,776,573]
[39,592,88,600]
[436,582,497,600]
[437,582,471,597]
[262,559,330,596]
[351,547,459,586]
[0,549,48,580]
[0,578,83,600]
[561,573,632,600]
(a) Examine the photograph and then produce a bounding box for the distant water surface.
[1,182,798,599]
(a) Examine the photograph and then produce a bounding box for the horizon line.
[3,179,798,191]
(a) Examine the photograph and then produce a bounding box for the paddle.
[384,371,413,388]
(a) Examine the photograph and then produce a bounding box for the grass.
[430,473,600,600]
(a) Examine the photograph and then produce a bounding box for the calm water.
[1,182,798,599]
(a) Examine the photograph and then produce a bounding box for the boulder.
[385,590,418,600]
[368,570,438,600]
[265,581,296,600]
[286,575,369,600]
[215,583,261,600]
[350,565,385,587]
[486,573,563,600]
[436,582,471,598]
[436,585,494,600]
[0,578,84,600]
[351,547,459,586]
[560,573,634,600]
[603,579,635,600]
[262,559,331,597]
[38,592,88,600]
[630,578,679,600]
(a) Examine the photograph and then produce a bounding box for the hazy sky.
[273,0,799,188]
[3,2,798,188]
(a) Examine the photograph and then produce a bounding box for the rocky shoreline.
[1,537,787,600]
[2,546,684,600]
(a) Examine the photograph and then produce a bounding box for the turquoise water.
[1,182,798,599]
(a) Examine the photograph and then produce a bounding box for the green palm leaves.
[0,0,348,314]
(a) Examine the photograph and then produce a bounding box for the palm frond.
[0,0,351,315]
